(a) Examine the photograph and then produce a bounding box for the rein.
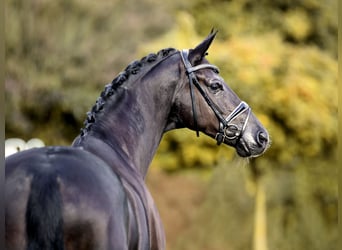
[180,50,251,145]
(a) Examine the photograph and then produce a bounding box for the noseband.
[180,50,251,145]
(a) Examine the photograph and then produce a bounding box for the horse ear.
[189,29,218,65]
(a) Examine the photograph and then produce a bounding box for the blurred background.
[5,0,337,249]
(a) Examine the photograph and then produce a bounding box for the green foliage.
[264,162,338,250]
[171,159,337,250]
[5,0,178,144]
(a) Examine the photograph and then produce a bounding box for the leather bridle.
[180,49,251,145]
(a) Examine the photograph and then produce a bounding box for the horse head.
[171,31,270,157]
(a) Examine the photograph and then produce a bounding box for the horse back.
[5,146,132,250]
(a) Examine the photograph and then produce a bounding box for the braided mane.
[80,48,177,137]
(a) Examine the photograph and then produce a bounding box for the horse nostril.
[257,131,268,147]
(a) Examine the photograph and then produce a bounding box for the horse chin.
[235,140,252,158]
[221,137,252,158]
[234,138,268,158]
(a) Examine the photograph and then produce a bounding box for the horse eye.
[209,82,222,93]
[213,68,219,74]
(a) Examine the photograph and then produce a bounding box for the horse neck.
[74,55,180,178]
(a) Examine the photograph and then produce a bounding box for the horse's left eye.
[209,82,222,93]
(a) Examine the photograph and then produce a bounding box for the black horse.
[5,32,269,250]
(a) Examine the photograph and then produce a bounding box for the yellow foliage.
[284,8,312,41]
[142,11,337,170]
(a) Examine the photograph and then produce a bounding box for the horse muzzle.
[215,101,270,157]
[234,129,269,157]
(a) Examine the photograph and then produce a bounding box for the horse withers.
[5,31,269,250]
